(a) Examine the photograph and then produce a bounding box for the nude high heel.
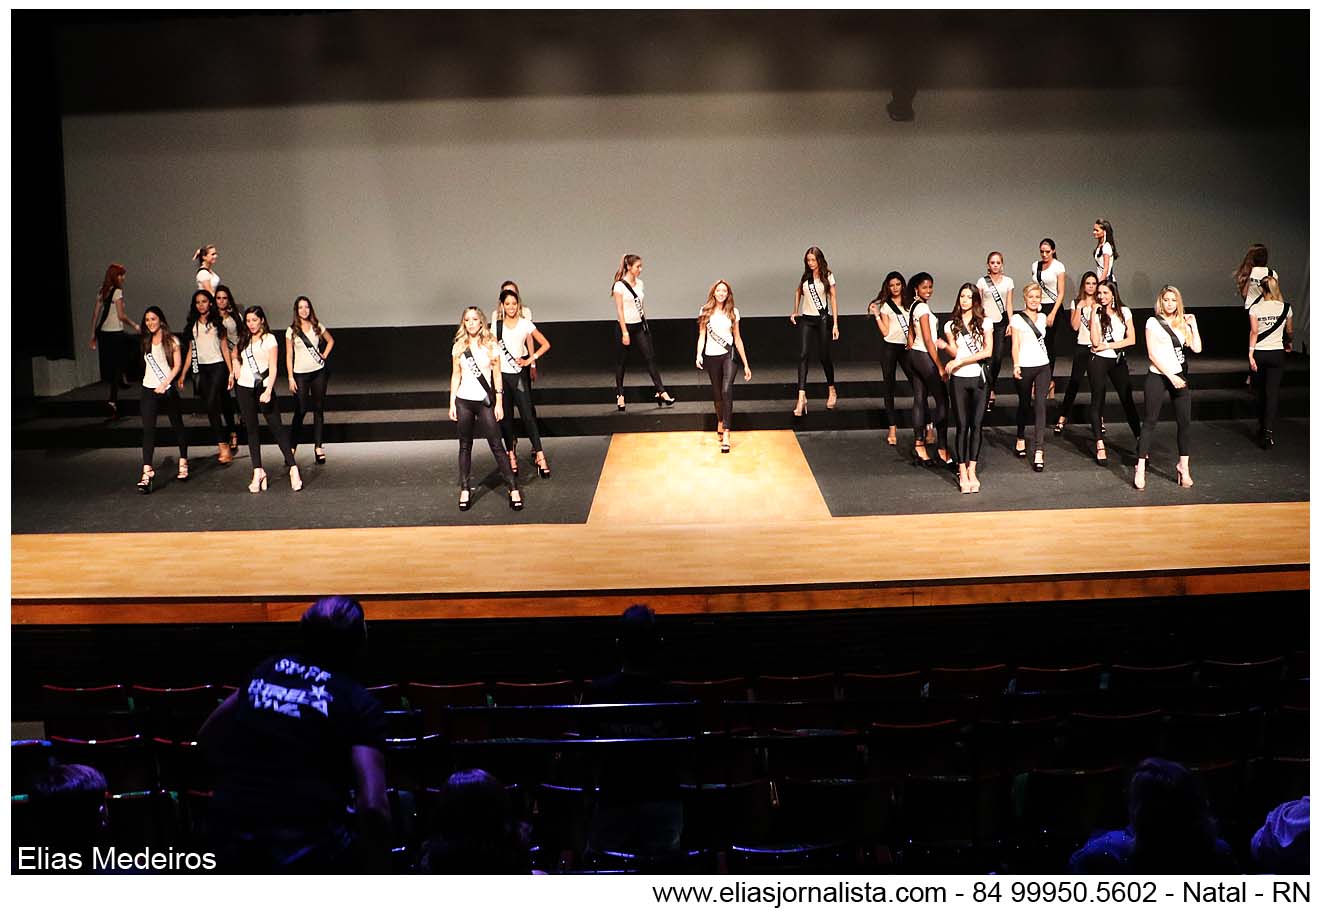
[289,465,303,492]
[248,469,268,493]
[1134,461,1146,490]
[1176,463,1194,488]
[793,391,807,417]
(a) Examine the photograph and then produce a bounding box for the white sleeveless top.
[614,279,645,324]
[1250,300,1290,352]
[1093,306,1133,361]
[945,316,994,378]
[907,301,940,353]
[141,338,172,388]
[236,334,278,388]
[287,324,328,374]
[703,307,739,356]
[493,317,537,374]
[800,274,835,316]
[976,275,1013,321]
[1013,311,1050,369]
[191,320,225,365]
[196,268,220,292]
[879,300,908,345]
[456,341,497,402]
[1146,317,1188,375]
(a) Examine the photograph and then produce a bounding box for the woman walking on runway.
[494,288,551,478]
[696,279,752,454]
[214,285,242,450]
[975,252,1014,413]
[1088,280,1142,464]
[612,254,674,411]
[944,283,994,492]
[1093,219,1118,286]
[906,272,953,467]
[1012,282,1057,472]
[1029,238,1067,397]
[178,290,235,465]
[1055,271,1099,435]
[1234,243,1279,309]
[233,305,300,493]
[135,306,189,494]
[89,262,139,420]
[790,246,840,415]
[450,307,522,510]
[868,271,911,446]
[286,296,335,465]
[1248,275,1292,449]
[193,244,220,295]
[1135,286,1202,490]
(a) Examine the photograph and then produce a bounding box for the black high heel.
[1262,431,1275,450]
[137,468,154,495]
[1033,452,1045,472]
[508,451,519,476]
[1015,442,1027,458]
[912,446,932,467]
[1053,418,1065,435]
[656,392,676,407]
[535,454,551,479]
[314,447,326,464]
[107,401,118,421]
[509,490,524,511]
[458,488,472,511]
[616,395,626,412]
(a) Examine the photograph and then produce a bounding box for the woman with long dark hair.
[696,279,752,454]
[1055,271,1099,435]
[450,307,521,510]
[975,252,1014,413]
[135,307,189,493]
[1135,286,1202,490]
[1248,275,1292,449]
[88,262,139,420]
[493,287,551,477]
[868,271,910,446]
[178,289,235,464]
[790,246,839,415]
[1012,283,1058,472]
[612,254,674,410]
[943,283,993,492]
[1029,238,1067,397]
[233,305,300,493]
[214,285,242,450]
[193,244,220,295]
[286,296,335,465]
[1234,243,1279,309]
[1092,219,1119,285]
[1087,280,1142,464]
[905,272,953,467]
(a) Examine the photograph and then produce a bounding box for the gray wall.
[62,85,1307,385]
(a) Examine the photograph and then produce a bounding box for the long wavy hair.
[698,280,736,332]
[905,272,934,345]
[138,306,179,356]
[236,305,270,354]
[611,254,641,295]
[799,246,831,291]
[184,289,225,342]
[98,263,126,303]
[452,306,494,357]
[869,271,907,310]
[1073,270,1099,306]
[1233,244,1270,297]
[1096,280,1126,335]
[949,283,986,348]
[290,295,324,338]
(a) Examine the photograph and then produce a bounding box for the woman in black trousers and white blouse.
[1135,286,1202,489]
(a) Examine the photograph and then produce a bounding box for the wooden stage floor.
[11,432,1309,625]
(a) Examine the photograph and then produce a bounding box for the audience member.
[585,604,684,706]
[23,764,109,857]
[200,596,390,872]
[417,769,532,874]
[1069,758,1237,873]
[1251,796,1309,873]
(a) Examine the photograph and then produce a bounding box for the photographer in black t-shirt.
[201,596,390,872]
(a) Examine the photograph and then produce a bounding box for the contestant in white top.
[1030,238,1067,397]
[233,305,300,493]
[178,289,236,465]
[1247,275,1293,449]
[1087,280,1143,464]
[696,280,752,454]
[496,280,533,322]
[612,253,674,410]
[905,272,953,467]
[213,285,242,451]
[89,262,139,420]
[1092,219,1118,285]
[1011,283,1057,472]
[285,295,336,465]
[449,306,521,511]
[1135,286,1202,490]
[790,246,839,415]
[868,270,912,446]
[1055,271,1099,435]
[943,283,994,493]
[975,252,1015,414]
[1233,243,1279,309]
[493,287,552,478]
[135,306,189,494]
[193,243,220,295]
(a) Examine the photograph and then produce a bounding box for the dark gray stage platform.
[798,418,1310,517]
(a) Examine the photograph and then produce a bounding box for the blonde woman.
[1135,286,1202,489]
[1248,275,1292,449]
[1011,282,1057,472]
[696,280,752,454]
[449,307,521,511]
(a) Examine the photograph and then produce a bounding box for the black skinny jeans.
[615,323,666,397]
[499,366,543,453]
[909,349,948,451]
[456,396,517,491]
[1088,355,1142,443]
[1253,349,1285,434]
[796,314,835,392]
[97,330,131,404]
[1138,371,1191,460]
[950,374,987,463]
[704,351,737,429]
[879,341,910,428]
[222,346,239,437]
[1015,364,1052,453]
[987,318,1009,398]
[291,368,330,449]
[189,361,230,446]
[235,384,296,471]
[1057,344,1091,424]
[141,387,188,466]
